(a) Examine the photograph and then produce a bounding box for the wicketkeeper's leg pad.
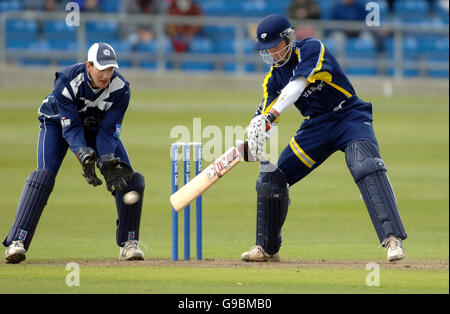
[345,140,407,243]
[2,169,56,250]
[115,172,145,246]
[255,161,290,255]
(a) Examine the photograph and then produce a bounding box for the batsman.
[242,15,407,262]
[3,43,146,263]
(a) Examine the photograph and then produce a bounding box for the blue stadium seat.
[140,61,157,70]
[136,39,173,53]
[6,19,38,41]
[202,25,236,40]
[316,0,334,19]
[421,38,449,78]
[200,0,228,16]
[47,40,78,51]
[57,59,79,67]
[100,0,121,13]
[0,0,22,13]
[345,38,378,76]
[88,40,132,53]
[244,39,256,54]
[221,0,241,16]
[118,60,133,69]
[140,61,174,70]
[215,39,236,54]
[384,37,420,60]
[181,62,214,72]
[6,39,31,49]
[394,0,430,21]
[432,1,449,24]
[384,37,421,77]
[86,21,119,43]
[222,62,256,73]
[15,40,51,66]
[188,38,214,54]
[115,40,133,53]
[394,0,429,13]
[322,37,337,55]
[109,41,133,68]
[136,41,157,53]
[397,15,430,25]
[212,37,254,54]
[264,0,290,16]
[43,20,77,41]
[200,0,284,17]
[240,0,268,17]
[222,62,236,72]
[18,59,51,67]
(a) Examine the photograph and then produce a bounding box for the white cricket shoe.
[241,245,280,262]
[383,235,405,262]
[5,240,26,264]
[119,240,145,261]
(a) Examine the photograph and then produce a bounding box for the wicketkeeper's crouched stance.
[242,15,407,262]
[3,43,146,264]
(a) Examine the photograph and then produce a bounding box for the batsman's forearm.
[268,108,280,117]
[271,76,307,115]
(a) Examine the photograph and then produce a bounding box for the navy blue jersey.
[256,38,360,118]
[38,63,130,156]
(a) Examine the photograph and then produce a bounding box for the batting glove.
[246,113,275,161]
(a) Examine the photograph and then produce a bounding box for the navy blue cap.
[87,42,119,70]
[255,15,293,50]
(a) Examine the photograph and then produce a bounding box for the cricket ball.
[123,191,140,205]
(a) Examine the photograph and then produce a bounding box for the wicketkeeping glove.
[97,154,134,193]
[76,147,102,187]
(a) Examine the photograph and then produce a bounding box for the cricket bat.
[170,140,250,212]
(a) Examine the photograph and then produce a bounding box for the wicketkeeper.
[242,15,407,262]
[3,43,146,263]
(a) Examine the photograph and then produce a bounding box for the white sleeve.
[271,76,307,115]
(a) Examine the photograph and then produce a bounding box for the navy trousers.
[37,116,131,174]
[278,100,378,186]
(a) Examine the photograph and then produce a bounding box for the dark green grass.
[0,264,447,294]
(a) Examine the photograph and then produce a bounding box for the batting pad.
[115,172,145,246]
[345,140,407,243]
[255,161,290,255]
[2,169,56,250]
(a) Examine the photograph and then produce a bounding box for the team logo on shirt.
[61,116,71,128]
[302,81,325,98]
[114,124,122,139]
[19,229,28,241]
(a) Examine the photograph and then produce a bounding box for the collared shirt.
[255,38,361,119]
[38,63,130,156]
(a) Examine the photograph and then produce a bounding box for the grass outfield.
[0,88,448,294]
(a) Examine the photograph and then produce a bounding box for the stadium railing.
[0,11,448,79]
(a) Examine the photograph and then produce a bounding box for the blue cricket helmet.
[255,14,293,50]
